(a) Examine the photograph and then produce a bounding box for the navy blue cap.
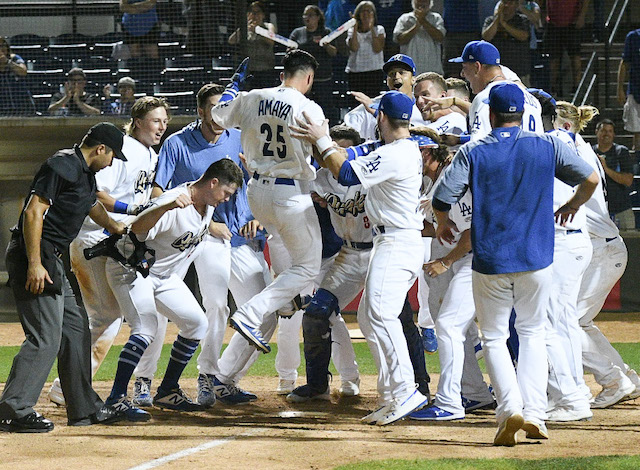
[383,54,417,75]
[449,40,500,65]
[527,87,556,107]
[483,83,524,113]
[371,91,414,120]
[410,134,438,148]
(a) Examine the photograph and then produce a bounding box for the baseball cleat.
[376,390,429,426]
[522,420,549,440]
[286,384,331,403]
[213,376,257,405]
[197,374,217,408]
[105,394,151,422]
[420,327,438,354]
[546,406,593,422]
[132,377,153,408]
[493,413,524,446]
[153,387,205,412]
[409,405,464,421]
[591,378,636,409]
[229,317,271,353]
[339,378,360,397]
[276,379,296,395]
[48,378,66,407]
[462,396,497,413]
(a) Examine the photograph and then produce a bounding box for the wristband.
[316,135,333,154]
[114,200,129,214]
[321,147,338,159]
[439,259,450,270]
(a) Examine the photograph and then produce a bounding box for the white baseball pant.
[473,266,551,427]
[417,237,435,329]
[578,236,633,386]
[357,228,424,404]
[546,231,592,408]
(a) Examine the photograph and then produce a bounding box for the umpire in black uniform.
[0,123,129,432]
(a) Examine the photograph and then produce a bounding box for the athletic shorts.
[623,94,640,133]
[543,23,582,58]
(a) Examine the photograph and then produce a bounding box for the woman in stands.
[0,37,35,115]
[345,1,385,102]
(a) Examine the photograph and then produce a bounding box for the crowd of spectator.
[0,0,636,122]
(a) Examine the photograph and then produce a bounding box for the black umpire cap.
[85,122,127,161]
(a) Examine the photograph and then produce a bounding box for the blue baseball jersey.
[432,127,595,275]
[155,122,264,248]
[623,28,640,99]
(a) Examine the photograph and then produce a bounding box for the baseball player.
[285,124,371,402]
[208,50,325,354]
[343,53,428,140]
[433,83,598,446]
[409,130,494,421]
[48,97,170,407]
[446,41,543,144]
[574,133,640,407]
[104,159,244,419]
[293,91,430,425]
[553,100,640,408]
[530,96,595,422]
[131,83,269,408]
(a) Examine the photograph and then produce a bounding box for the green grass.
[334,456,640,470]
[0,341,638,383]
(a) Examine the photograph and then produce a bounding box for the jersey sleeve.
[349,149,396,189]
[155,137,180,190]
[31,164,65,205]
[469,102,490,140]
[300,99,326,126]
[95,158,126,193]
[210,92,246,129]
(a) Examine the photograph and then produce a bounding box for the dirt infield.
[1,314,639,470]
[0,375,638,470]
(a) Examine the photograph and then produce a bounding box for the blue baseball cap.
[371,91,414,120]
[410,134,438,148]
[449,40,500,65]
[383,54,416,75]
[527,87,556,107]
[483,83,524,113]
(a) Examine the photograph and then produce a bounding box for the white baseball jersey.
[138,184,214,277]
[76,135,157,246]
[468,80,543,140]
[548,130,587,231]
[574,134,620,239]
[312,168,373,243]
[343,94,429,140]
[211,86,324,180]
[426,111,468,135]
[350,138,423,230]
[427,182,473,250]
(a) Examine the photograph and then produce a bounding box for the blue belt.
[343,239,373,250]
[252,172,295,186]
[566,229,582,235]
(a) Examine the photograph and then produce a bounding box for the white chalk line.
[127,429,259,470]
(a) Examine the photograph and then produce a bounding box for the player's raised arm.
[131,191,193,234]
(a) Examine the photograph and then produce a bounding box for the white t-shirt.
[468,79,543,140]
[313,168,373,243]
[77,135,158,246]
[548,129,587,231]
[345,25,386,73]
[140,184,214,278]
[343,94,429,141]
[575,134,619,239]
[211,86,325,180]
[350,138,423,230]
